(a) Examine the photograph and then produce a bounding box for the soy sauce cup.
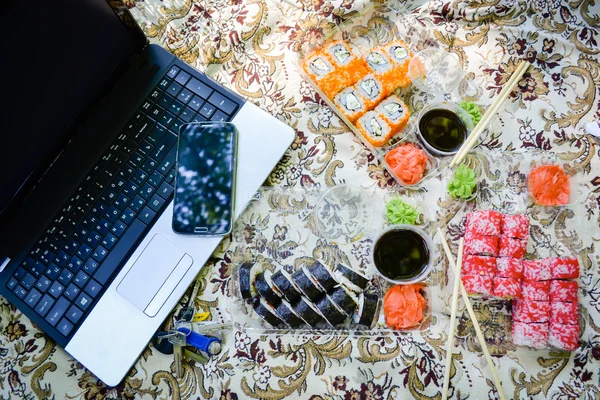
[416,101,474,157]
[371,224,435,285]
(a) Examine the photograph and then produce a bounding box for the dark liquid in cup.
[373,228,430,281]
[419,109,467,153]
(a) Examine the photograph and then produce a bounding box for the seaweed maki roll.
[293,297,326,328]
[255,271,282,306]
[306,261,338,292]
[238,262,262,301]
[275,300,306,329]
[330,286,358,315]
[334,264,369,293]
[271,270,302,303]
[354,292,380,329]
[292,267,326,302]
[253,298,283,328]
[315,295,347,326]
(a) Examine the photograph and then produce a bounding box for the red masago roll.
[465,210,503,236]
[500,213,529,239]
[463,233,499,257]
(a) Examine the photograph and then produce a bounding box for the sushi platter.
[297,5,471,189]
[229,186,440,334]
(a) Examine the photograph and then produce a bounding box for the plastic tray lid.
[407,49,464,96]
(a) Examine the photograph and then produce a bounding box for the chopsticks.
[437,228,507,400]
[441,237,463,400]
[450,60,531,167]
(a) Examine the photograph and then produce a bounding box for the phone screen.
[172,122,237,235]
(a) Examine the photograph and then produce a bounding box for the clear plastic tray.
[296,4,466,189]
[229,186,443,335]
[438,154,588,353]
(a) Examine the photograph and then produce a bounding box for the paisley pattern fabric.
[1,0,600,398]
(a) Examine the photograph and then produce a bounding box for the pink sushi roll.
[462,274,493,296]
[512,299,550,323]
[465,210,502,236]
[521,280,550,301]
[492,277,521,299]
[549,322,579,351]
[551,301,578,325]
[523,259,551,281]
[501,213,529,239]
[463,233,499,257]
[495,257,523,279]
[499,236,527,259]
[463,255,496,276]
[548,257,579,280]
[512,321,549,349]
[550,280,578,303]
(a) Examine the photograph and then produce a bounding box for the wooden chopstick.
[437,228,507,400]
[441,237,464,400]
[450,60,531,167]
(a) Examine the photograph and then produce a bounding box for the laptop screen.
[0,0,144,217]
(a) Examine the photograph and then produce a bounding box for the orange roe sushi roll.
[375,95,410,136]
[384,40,413,66]
[354,74,386,110]
[334,88,367,123]
[356,111,394,147]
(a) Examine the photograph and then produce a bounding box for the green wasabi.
[460,101,482,126]
[448,164,477,199]
[385,198,419,225]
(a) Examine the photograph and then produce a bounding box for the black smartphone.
[172,122,238,235]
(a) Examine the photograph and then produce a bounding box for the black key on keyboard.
[74,270,90,288]
[91,202,108,218]
[169,100,184,116]
[101,233,118,250]
[48,281,64,298]
[149,104,163,120]
[113,194,130,211]
[159,147,177,174]
[192,114,207,123]
[167,66,180,78]
[171,119,184,134]
[187,78,212,99]
[85,279,102,299]
[148,88,161,101]
[130,195,145,212]
[152,134,176,162]
[138,141,154,157]
[119,164,135,181]
[158,93,174,109]
[35,276,51,293]
[57,319,74,337]
[83,258,99,275]
[75,292,93,311]
[158,77,171,89]
[30,261,45,278]
[211,110,228,122]
[189,95,203,111]
[85,231,102,248]
[200,102,215,118]
[66,305,84,324]
[139,207,156,225]
[45,263,62,280]
[94,219,145,285]
[25,288,42,308]
[179,108,194,122]
[67,256,84,272]
[120,208,136,225]
[14,267,26,280]
[160,112,176,127]
[208,92,237,114]
[132,118,153,142]
[175,70,191,85]
[22,273,36,290]
[7,277,19,291]
[157,181,174,199]
[96,218,111,235]
[141,158,158,175]
[34,294,55,317]
[167,82,182,97]
[148,171,163,188]
[64,283,81,301]
[148,195,166,213]
[92,246,108,263]
[14,286,28,299]
[76,244,93,260]
[140,183,155,200]
[177,88,193,104]
[106,205,120,222]
[46,297,70,326]
[132,169,149,186]
[58,269,74,285]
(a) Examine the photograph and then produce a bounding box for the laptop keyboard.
[5,65,240,339]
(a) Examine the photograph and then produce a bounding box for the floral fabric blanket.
[1,0,599,399]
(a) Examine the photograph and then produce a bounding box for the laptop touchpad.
[117,234,193,317]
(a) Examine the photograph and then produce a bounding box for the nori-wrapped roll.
[293,297,325,328]
[255,272,281,306]
[253,298,283,327]
[307,261,338,292]
[238,262,262,301]
[315,295,346,326]
[334,264,368,293]
[292,267,325,302]
[275,300,305,329]
[330,286,358,315]
[354,292,380,329]
[271,270,301,303]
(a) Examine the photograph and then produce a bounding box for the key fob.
[152,331,174,355]
[177,306,195,322]
[177,327,221,355]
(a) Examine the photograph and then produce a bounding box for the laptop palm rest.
[116,234,193,317]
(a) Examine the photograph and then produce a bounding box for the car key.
[168,330,187,379]
[183,348,208,364]
[177,280,201,322]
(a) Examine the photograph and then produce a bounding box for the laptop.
[0,0,294,386]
